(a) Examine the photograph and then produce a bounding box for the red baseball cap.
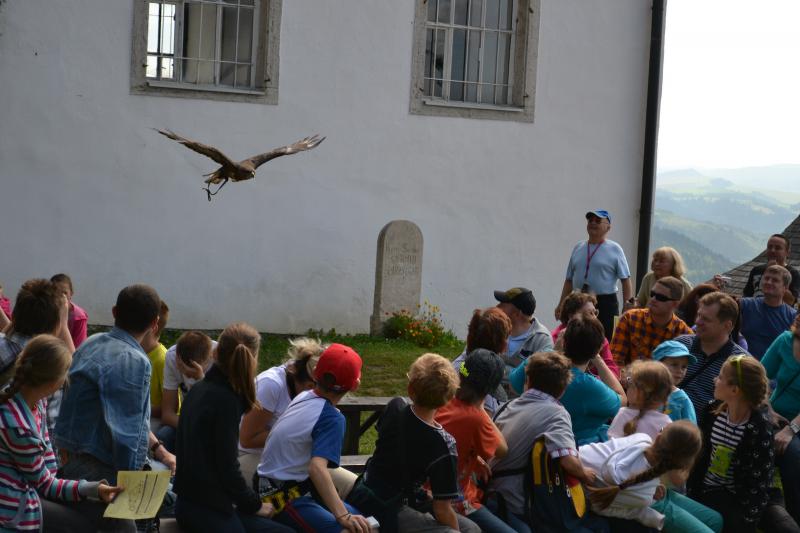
[314,343,362,392]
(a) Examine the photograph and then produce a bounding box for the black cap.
[494,287,536,316]
[459,349,505,397]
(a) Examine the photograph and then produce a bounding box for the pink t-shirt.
[607,407,672,440]
[0,297,10,319]
[68,303,88,347]
[551,323,620,378]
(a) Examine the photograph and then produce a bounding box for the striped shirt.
[703,412,746,489]
[674,335,749,423]
[0,394,82,531]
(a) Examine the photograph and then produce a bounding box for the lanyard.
[584,241,604,280]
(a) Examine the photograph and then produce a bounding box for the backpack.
[491,437,587,531]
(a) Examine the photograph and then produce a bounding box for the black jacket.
[688,400,775,524]
[173,364,261,515]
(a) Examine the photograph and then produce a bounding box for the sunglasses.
[649,290,677,303]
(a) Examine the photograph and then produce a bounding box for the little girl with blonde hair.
[609,360,672,439]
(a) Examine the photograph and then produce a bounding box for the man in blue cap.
[556,210,633,341]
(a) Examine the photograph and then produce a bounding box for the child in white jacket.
[580,422,705,530]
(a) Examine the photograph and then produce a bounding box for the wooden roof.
[723,212,800,295]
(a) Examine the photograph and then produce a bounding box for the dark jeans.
[698,486,800,533]
[41,498,128,533]
[176,498,293,533]
[595,293,620,341]
[155,424,177,454]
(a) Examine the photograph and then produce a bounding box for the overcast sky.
[657,0,800,170]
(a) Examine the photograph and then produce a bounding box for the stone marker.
[370,220,423,335]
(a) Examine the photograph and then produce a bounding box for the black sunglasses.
[650,290,677,303]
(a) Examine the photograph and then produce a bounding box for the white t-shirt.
[163,341,216,392]
[238,365,292,454]
[608,408,672,440]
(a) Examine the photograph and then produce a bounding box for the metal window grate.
[146,0,258,89]
[423,0,516,106]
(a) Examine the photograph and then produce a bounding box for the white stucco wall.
[0,0,651,336]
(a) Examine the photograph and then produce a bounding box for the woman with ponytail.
[688,355,800,533]
[174,323,292,533]
[239,337,325,454]
[608,360,672,439]
[0,335,123,532]
[581,421,720,532]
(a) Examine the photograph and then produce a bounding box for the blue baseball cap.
[652,340,697,364]
[585,210,611,223]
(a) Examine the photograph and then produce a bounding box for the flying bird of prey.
[156,129,325,201]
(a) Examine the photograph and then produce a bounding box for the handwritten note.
[103,470,170,520]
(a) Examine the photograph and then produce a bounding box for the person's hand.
[653,484,666,501]
[336,511,371,533]
[475,456,492,483]
[176,356,205,381]
[582,467,597,485]
[157,448,177,474]
[256,502,275,518]
[776,426,794,455]
[712,275,728,289]
[622,300,636,312]
[98,483,124,503]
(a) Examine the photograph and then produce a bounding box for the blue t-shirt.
[258,389,345,481]
[664,387,696,424]
[739,297,797,358]
[565,239,631,295]
[559,368,621,445]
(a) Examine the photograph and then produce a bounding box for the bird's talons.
[201,179,229,202]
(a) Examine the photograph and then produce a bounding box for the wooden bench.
[340,454,370,474]
[338,396,394,455]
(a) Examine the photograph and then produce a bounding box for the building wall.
[0,0,652,336]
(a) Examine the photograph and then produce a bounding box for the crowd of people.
[0,208,799,533]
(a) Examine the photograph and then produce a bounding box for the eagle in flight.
[156,129,325,201]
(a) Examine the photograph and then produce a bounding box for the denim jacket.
[54,327,151,472]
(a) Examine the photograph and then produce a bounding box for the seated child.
[688,355,799,533]
[0,335,123,531]
[435,349,513,533]
[257,343,372,533]
[581,421,705,530]
[487,352,595,533]
[609,360,673,439]
[652,340,697,423]
[50,273,88,347]
[173,323,291,533]
[239,337,324,454]
[140,301,169,432]
[347,353,480,533]
[159,330,215,453]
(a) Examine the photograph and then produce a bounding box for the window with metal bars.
[146,0,258,90]
[424,0,515,106]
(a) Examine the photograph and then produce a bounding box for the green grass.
[87,326,466,454]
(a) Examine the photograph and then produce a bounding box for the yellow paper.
[103,470,171,520]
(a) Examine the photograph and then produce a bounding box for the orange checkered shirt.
[610,309,693,367]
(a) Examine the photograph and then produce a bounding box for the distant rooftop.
[723,212,800,295]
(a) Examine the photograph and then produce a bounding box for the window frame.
[130,0,282,104]
[409,0,540,122]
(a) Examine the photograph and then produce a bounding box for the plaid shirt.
[610,309,692,367]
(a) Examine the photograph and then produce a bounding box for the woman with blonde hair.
[634,247,693,308]
[174,323,292,533]
[239,337,326,453]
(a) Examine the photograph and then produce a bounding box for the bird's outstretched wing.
[243,134,325,170]
[155,129,237,168]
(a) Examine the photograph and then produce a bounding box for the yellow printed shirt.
[147,343,167,409]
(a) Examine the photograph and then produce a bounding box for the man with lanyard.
[671,291,748,424]
[557,210,633,341]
